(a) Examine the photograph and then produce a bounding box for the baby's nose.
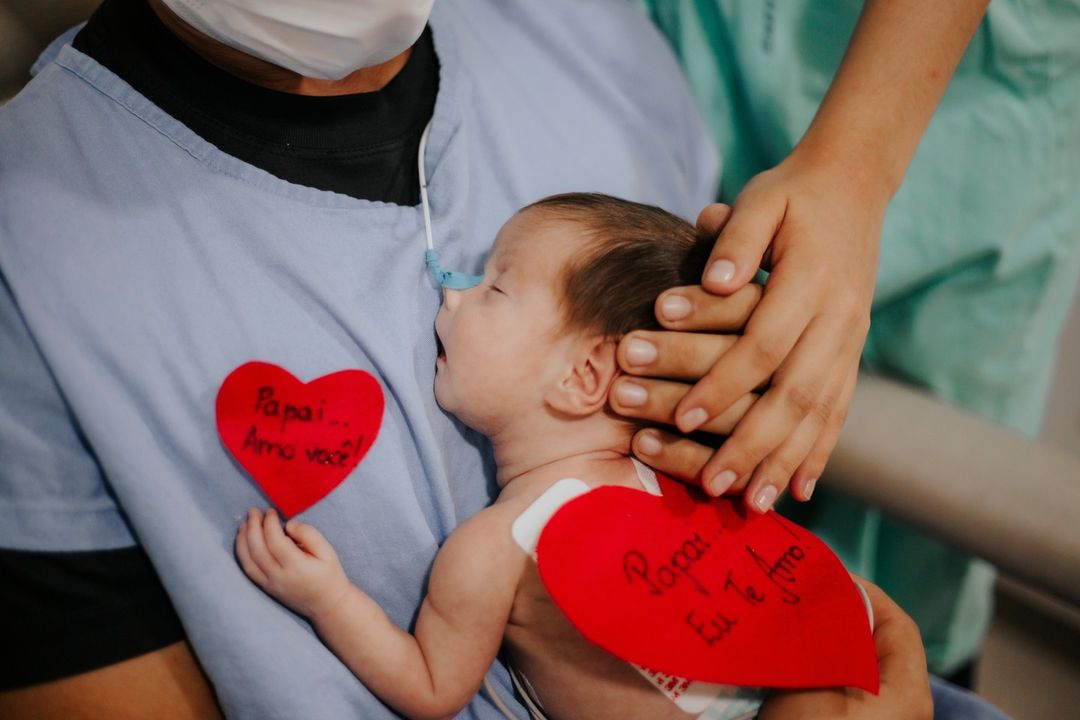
[442,286,460,309]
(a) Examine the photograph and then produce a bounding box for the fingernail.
[753,485,778,513]
[614,380,648,407]
[636,431,662,456]
[709,469,737,496]
[803,477,818,501]
[659,294,692,321]
[625,338,658,366]
[706,259,736,286]
[679,407,708,432]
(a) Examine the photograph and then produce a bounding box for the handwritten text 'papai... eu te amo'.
[622,514,809,648]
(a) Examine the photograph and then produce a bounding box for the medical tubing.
[483,672,522,720]
[417,121,483,290]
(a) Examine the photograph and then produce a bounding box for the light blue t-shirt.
[0,1,718,717]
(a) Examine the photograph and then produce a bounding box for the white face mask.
[159,0,435,80]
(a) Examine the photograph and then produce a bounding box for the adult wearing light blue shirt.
[0,1,985,718]
[0,2,713,716]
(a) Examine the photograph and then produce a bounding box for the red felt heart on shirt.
[216,361,384,517]
[535,474,879,693]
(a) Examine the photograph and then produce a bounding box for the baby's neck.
[490,411,635,492]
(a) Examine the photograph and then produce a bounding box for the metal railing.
[827,373,1080,606]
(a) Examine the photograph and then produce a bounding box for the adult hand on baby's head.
[757,577,932,720]
[610,209,764,492]
[235,507,351,620]
[615,152,882,513]
[611,204,766,497]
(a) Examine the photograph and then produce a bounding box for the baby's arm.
[235,507,525,720]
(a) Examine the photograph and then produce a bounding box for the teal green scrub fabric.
[640,0,1080,673]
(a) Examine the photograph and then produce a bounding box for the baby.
[236,193,762,720]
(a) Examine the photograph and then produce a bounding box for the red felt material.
[216,361,384,517]
[535,473,879,693]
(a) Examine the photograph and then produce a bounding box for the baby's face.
[433,209,584,434]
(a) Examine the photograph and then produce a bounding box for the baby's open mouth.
[435,333,446,363]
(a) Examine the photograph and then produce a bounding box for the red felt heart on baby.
[216,361,384,517]
[535,474,879,693]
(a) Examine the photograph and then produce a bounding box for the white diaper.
[508,660,763,720]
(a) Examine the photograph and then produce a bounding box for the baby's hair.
[523,192,714,339]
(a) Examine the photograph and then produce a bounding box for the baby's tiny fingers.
[244,507,277,574]
[236,523,268,586]
[285,519,337,563]
[263,509,300,566]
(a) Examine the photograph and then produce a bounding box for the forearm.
[236,509,518,720]
[792,0,988,200]
[311,585,452,720]
[0,641,222,720]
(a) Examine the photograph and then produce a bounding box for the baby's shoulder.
[450,501,522,550]
[430,503,530,596]
[478,457,647,550]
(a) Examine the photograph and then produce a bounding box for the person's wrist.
[786,130,899,210]
[308,577,354,624]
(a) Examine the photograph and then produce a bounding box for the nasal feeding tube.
[418,122,484,290]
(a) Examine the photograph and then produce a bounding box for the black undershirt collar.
[72,0,438,205]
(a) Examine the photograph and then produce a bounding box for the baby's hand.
[235,507,351,620]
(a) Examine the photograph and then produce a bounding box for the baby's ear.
[545,336,618,417]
